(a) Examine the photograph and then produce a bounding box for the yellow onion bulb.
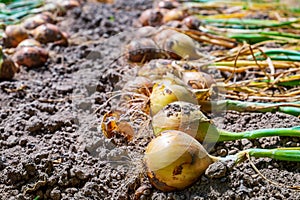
[163,9,185,23]
[139,8,164,26]
[17,39,41,49]
[152,101,220,143]
[182,16,201,29]
[144,130,214,192]
[149,78,197,116]
[153,29,204,60]
[0,48,19,80]
[60,0,81,9]
[13,46,49,68]
[181,71,215,90]
[157,0,179,9]
[122,76,153,95]
[3,25,29,48]
[23,12,55,30]
[32,23,68,46]
[126,37,159,63]
[137,59,177,80]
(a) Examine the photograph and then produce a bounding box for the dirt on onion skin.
[0,0,300,200]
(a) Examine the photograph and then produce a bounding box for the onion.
[126,38,159,63]
[31,23,68,46]
[153,29,204,60]
[149,78,197,115]
[152,101,219,143]
[23,12,55,30]
[144,130,215,192]
[181,71,216,89]
[137,59,177,80]
[17,39,41,49]
[182,16,201,29]
[145,130,300,192]
[3,25,29,48]
[0,48,19,80]
[13,47,49,68]
[139,9,164,26]
[163,9,185,23]
[122,76,153,96]
[157,0,179,9]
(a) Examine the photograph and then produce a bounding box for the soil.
[0,0,300,200]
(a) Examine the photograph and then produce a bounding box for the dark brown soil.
[0,0,299,200]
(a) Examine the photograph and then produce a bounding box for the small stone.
[7,135,18,146]
[86,50,102,60]
[241,139,250,146]
[19,138,28,147]
[65,187,78,194]
[205,162,227,179]
[50,188,61,200]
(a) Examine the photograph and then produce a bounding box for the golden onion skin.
[17,39,41,49]
[181,71,216,90]
[13,47,49,68]
[139,8,164,26]
[153,29,204,60]
[23,12,55,30]
[3,25,29,48]
[0,54,19,80]
[32,23,68,46]
[144,130,213,192]
[152,101,220,143]
[138,59,176,80]
[150,78,196,115]
[163,9,185,23]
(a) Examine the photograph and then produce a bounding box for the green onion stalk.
[228,31,300,44]
[152,101,300,143]
[0,0,45,26]
[198,18,300,29]
[150,79,300,117]
[145,130,300,192]
[249,49,300,62]
[198,100,300,117]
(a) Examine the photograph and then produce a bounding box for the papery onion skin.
[17,39,41,49]
[0,54,19,80]
[182,71,216,90]
[13,47,49,68]
[152,101,220,143]
[153,29,204,60]
[32,23,68,46]
[150,78,197,115]
[139,8,164,26]
[144,130,213,192]
[23,12,55,30]
[3,25,29,48]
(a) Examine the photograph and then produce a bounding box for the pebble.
[205,162,227,179]
[50,188,61,200]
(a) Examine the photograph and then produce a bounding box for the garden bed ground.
[0,0,299,199]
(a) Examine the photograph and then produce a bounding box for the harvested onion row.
[100,1,300,193]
